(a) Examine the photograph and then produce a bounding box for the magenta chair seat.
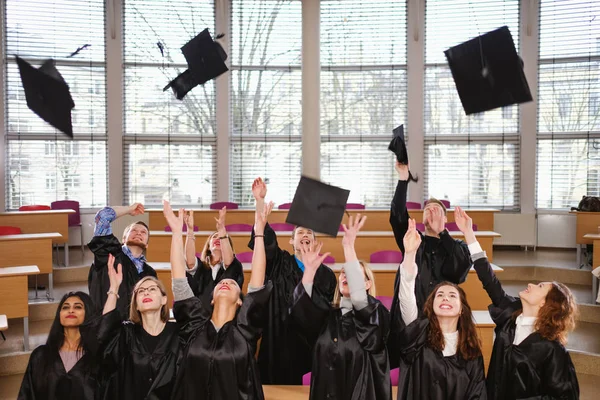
[346,203,366,210]
[269,222,294,231]
[210,202,239,210]
[416,223,425,232]
[0,226,22,236]
[302,372,311,386]
[225,223,253,232]
[376,295,393,310]
[19,205,51,211]
[51,200,81,226]
[390,368,399,386]
[406,201,422,210]
[165,225,199,232]
[370,250,403,264]
[321,255,335,264]
[445,222,478,231]
[236,251,253,263]
[277,202,292,210]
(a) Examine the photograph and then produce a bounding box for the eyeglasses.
[135,285,161,296]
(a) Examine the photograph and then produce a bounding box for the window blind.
[320,0,407,208]
[424,0,520,209]
[123,0,217,206]
[536,0,600,209]
[4,0,107,209]
[229,0,302,207]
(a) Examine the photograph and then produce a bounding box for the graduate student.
[395,219,486,400]
[18,292,100,400]
[248,177,337,384]
[88,203,156,318]
[291,214,392,400]
[183,207,244,305]
[388,160,471,365]
[166,200,273,399]
[96,255,179,400]
[456,207,580,399]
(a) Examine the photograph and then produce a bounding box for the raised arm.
[252,177,267,216]
[390,162,411,253]
[249,201,274,289]
[183,210,197,270]
[341,214,369,310]
[398,219,421,326]
[215,207,234,267]
[102,254,123,315]
[93,203,144,237]
[163,201,195,302]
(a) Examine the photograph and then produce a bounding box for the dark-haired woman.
[96,254,179,400]
[394,219,486,400]
[184,207,244,304]
[454,206,579,400]
[18,292,100,400]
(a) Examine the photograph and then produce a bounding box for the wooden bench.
[0,266,41,350]
[146,230,500,265]
[0,232,61,300]
[147,208,499,232]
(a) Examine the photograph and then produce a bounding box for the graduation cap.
[444,26,532,115]
[164,29,229,100]
[388,124,418,182]
[285,176,350,237]
[15,56,74,137]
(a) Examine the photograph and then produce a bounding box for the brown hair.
[332,261,377,307]
[425,198,447,215]
[535,282,577,345]
[200,231,235,270]
[122,221,150,244]
[423,281,482,361]
[129,276,169,324]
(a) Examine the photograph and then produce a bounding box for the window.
[537,0,600,209]
[424,0,520,209]
[4,0,107,209]
[320,0,407,207]
[229,0,303,206]
[123,0,216,206]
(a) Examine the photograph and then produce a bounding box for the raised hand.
[255,201,274,235]
[426,206,446,235]
[252,177,267,200]
[163,200,184,233]
[107,253,123,290]
[184,210,194,231]
[454,206,476,244]
[403,219,422,254]
[342,214,367,248]
[395,161,410,181]
[300,241,329,274]
[129,203,145,216]
[215,206,227,236]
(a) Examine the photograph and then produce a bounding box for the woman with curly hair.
[394,219,486,400]
[454,206,579,400]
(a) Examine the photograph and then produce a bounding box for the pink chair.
[19,205,51,211]
[225,223,253,232]
[416,223,425,232]
[278,203,292,210]
[406,201,422,210]
[210,202,239,210]
[390,368,400,386]
[236,251,253,263]
[302,372,311,386]
[51,200,84,265]
[370,250,403,264]
[321,255,335,264]
[376,295,393,310]
[424,199,451,209]
[165,225,199,232]
[270,222,294,231]
[445,222,478,231]
[346,203,366,210]
[0,226,21,235]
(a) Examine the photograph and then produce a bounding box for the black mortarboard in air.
[444,26,532,115]
[164,29,229,100]
[388,124,418,182]
[15,56,74,137]
[286,176,350,237]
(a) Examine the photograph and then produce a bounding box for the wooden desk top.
[583,233,600,239]
[0,314,7,330]
[472,310,495,326]
[0,209,74,216]
[149,230,501,238]
[0,232,62,241]
[0,265,40,277]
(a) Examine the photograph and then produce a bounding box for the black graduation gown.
[18,345,99,400]
[291,283,392,400]
[472,257,580,400]
[187,256,245,306]
[96,310,179,400]
[388,180,471,367]
[396,318,486,400]
[88,234,156,319]
[171,282,273,400]
[248,223,337,384]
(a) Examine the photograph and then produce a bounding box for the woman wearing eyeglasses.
[96,254,179,400]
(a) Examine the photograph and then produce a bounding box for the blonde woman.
[291,215,391,400]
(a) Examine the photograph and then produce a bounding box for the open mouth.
[142,298,153,303]
[341,280,348,285]
[439,304,453,310]
[300,238,311,245]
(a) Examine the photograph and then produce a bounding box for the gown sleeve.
[95,309,126,373]
[289,282,330,344]
[438,231,471,284]
[389,180,409,253]
[464,356,487,400]
[236,281,274,344]
[397,317,429,366]
[248,223,285,279]
[538,345,580,400]
[173,291,213,343]
[353,296,391,353]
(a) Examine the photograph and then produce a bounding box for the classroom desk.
[0,209,74,266]
[147,208,499,232]
[472,310,496,373]
[146,230,500,264]
[0,232,61,299]
[0,265,40,350]
[153,262,503,312]
[570,211,600,266]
